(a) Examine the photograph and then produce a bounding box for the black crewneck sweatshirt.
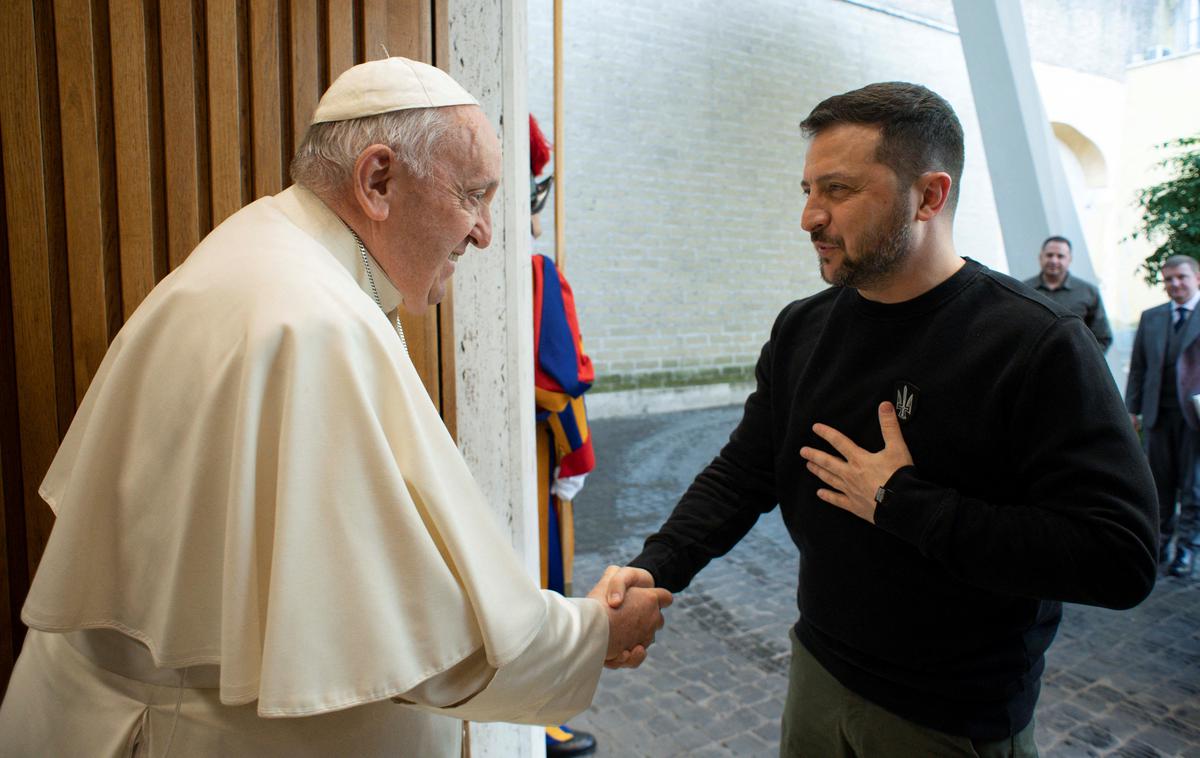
[631,259,1156,740]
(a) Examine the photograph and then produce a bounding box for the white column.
[951,0,1093,280]
[447,0,543,756]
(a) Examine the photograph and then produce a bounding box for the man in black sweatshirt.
[604,83,1157,756]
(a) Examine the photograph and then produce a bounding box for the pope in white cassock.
[0,58,671,757]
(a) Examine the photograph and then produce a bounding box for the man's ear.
[914,171,952,221]
[352,144,395,222]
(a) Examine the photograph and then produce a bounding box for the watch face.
[875,486,888,505]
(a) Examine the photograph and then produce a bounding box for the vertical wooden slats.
[391,0,432,62]
[0,128,27,691]
[110,0,163,319]
[0,0,447,690]
[289,0,320,151]
[160,0,206,269]
[362,0,389,60]
[1,0,67,601]
[206,0,244,226]
[55,0,118,404]
[0,455,11,690]
[327,2,356,80]
[250,0,285,197]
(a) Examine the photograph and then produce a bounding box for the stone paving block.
[1072,688,1121,716]
[1088,683,1128,704]
[729,704,767,727]
[1171,675,1200,699]
[618,699,652,722]
[1179,610,1200,627]
[705,693,742,716]
[1173,635,1200,655]
[651,670,687,691]
[703,670,741,692]
[1089,712,1147,741]
[1108,740,1165,757]
[1045,737,1103,756]
[678,682,715,705]
[1067,722,1119,750]
[1035,727,1057,751]
[728,682,776,708]
[1115,695,1171,723]
[663,722,724,754]
[1134,726,1189,755]
[1177,705,1200,729]
[754,718,782,744]
[698,712,749,742]
[1070,658,1118,687]
[1042,702,1090,732]
[621,681,658,702]
[720,732,770,756]
[1163,715,1200,742]
[1055,671,1099,692]
[751,697,784,722]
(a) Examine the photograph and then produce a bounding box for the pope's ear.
[352,144,395,222]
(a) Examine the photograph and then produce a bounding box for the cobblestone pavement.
[567,402,1200,758]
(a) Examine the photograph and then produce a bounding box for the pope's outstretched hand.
[586,566,672,669]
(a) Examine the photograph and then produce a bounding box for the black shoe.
[546,725,597,757]
[1169,545,1194,578]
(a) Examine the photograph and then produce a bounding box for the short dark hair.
[799,82,965,212]
[1164,255,1200,274]
[1041,235,1072,252]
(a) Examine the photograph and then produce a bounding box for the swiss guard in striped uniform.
[530,113,599,758]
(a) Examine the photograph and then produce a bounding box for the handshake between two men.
[586,566,670,669]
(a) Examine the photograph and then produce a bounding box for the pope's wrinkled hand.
[586,566,672,669]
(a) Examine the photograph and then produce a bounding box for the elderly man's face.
[800,124,915,290]
[386,106,501,313]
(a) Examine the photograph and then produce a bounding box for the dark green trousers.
[780,631,1038,758]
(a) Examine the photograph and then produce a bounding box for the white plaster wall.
[447,0,543,755]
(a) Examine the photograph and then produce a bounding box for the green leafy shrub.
[1131,135,1200,285]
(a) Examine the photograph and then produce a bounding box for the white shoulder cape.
[22,186,548,717]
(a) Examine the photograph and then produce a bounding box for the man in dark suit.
[1127,254,1200,577]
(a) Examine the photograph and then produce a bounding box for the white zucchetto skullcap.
[311,57,478,124]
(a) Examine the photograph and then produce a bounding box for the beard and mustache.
[813,195,913,290]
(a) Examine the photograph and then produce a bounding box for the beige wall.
[1027,52,1199,329]
[1034,62,1127,318]
[1116,51,1200,323]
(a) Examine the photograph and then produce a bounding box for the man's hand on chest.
[798,401,914,524]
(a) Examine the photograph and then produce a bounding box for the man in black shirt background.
[1023,235,1113,353]
[604,82,1157,757]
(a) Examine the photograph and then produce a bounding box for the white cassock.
[0,185,607,757]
